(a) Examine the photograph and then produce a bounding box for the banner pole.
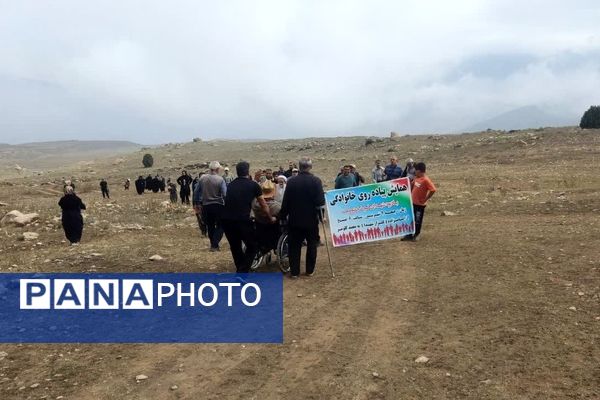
[320,219,335,278]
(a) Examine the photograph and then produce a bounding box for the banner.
[325,177,415,247]
[0,273,283,343]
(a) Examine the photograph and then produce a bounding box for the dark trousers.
[202,204,224,249]
[180,189,190,204]
[222,220,257,273]
[288,225,319,277]
[408,204,426,238]
[101,189,109,199]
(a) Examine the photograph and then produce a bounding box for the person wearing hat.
[335,165,356,189]
[402,158,416,182]
[223,167,234,185]
[193,161,227,251]
[349,164,365,186]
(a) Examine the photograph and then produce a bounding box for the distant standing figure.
[159,176,166,192]
[402,158,416,182]
[168,182,178,203]
[372,159,386,183]
[280,156,325,278]
[135,176,145,195]
[177,170,193,204]
[59,186,86,245]
[124,178,130,190]
[100,179,110,199]
[223,167,234,185]
[349,164,365,186]
[145,175,153,191]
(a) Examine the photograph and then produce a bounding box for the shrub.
[580,105,600,129]
[142,153,154,168]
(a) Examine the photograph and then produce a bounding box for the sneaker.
[306,272,315,277]
[209,247,220,252]
[290,275,299,279]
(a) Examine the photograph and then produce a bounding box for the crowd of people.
[57,155,437,275]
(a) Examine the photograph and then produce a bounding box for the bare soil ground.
[1,127,599,399]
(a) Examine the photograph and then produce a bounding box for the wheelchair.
[242,219,290,273]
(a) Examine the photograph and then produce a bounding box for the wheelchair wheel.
[242,241,265,271]
[276,232,290,273]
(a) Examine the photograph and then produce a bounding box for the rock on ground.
[1,210,40,227]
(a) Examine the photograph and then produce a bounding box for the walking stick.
[319,208,335,278]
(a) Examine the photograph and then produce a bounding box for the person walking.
[402,162,436,241]
[100,179,110,199]
[177,170,193,204]
[221,161,276,273]
[124,178,130,190]
[372,159,386,182]
[168,182,178,203]
[279,156,325,278]
[193,161,227,251]
[384,156,403,181]
[58,186,86,245]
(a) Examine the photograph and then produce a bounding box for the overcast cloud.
[0,0,599,144]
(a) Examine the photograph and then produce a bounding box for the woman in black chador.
[58,186,86,244]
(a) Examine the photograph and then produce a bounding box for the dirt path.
[74,242,419,400]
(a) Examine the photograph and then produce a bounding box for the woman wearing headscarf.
[58,186,86,245]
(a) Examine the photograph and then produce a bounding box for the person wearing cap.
[349,164,365,186]
[222,161,276,273]
[402,158,416,181]
[274,175,287,203]
[372,159,386,183]
[335,165,356,189]
[384,156,403,181]
[290,167,299,179]
[223,167,234,185]
[193,161,227,251]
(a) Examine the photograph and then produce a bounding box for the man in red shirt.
[403,162,436,241]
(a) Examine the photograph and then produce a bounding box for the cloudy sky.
[0,0,599,144]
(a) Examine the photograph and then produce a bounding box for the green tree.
[580,105,600,129]
[142,153,154,168]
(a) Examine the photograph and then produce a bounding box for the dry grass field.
[0,127,599,399]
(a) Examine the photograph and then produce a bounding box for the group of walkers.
[334,156,417,189]
[191,157,324,277]
[56,155,437,275]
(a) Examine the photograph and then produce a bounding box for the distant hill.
[464,106,577,132]
[0,140,142,170]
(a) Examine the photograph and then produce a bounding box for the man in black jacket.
[221,161,275,273]
[279,156,325,278]
[177,170,193,204]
